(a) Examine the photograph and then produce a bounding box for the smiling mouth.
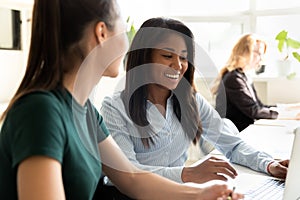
[164,73,180,79]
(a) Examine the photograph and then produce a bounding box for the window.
[256,0,300,10]
[256,14,300,76]
[0,8,21,50]
[120,0,300,77]
[186,22,244,77]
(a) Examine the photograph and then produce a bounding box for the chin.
[165,83,179,90]
[103,61,122,77]
[103,70,119,78]
[108,73,119,78]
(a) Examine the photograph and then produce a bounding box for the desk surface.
[206,121,299,193]
[238,124,295,159]
[210,120,297,160]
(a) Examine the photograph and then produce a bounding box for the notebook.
[237,127,300,200]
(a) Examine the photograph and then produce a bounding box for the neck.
[63,70,94,106]
[147,84,171,106]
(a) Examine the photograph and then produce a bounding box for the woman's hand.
[268,159,289,179]
[186,180,244,200]
[182,156,238,183]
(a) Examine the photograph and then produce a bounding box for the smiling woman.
[100,17,288,200]
[149,33,188,91]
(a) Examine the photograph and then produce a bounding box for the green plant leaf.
[275,30,287,40]
[287,72,297,80]
[287,38,300,49]
[277,40,284,52]
[126,25,136,44]
[275,30,288,52]
[275,30,300,59]
[292,52,300,62]
[125,16,136,45]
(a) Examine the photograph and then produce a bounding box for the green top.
[0,88,109,200]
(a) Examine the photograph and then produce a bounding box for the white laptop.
[239,127,300,200]
[282,126,300,200]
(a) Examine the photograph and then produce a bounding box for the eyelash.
[162,54,187,61]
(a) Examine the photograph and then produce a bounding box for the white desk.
[209,119,297,160]
[206,121,298,193]
[238,124,295,160]
[189,154,272,193]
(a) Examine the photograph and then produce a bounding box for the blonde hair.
[211,33,267,94]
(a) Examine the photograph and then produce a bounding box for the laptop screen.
[283,127,300,200]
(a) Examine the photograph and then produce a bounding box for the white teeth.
[164,73,179,79]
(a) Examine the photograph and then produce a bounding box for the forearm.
[130,173,201,200]
[229,142,273,174]
[203,116,274,174]
[103,165,200,200]
[131,162,184,183]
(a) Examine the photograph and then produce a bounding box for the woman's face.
[102,18,129,77]
[150,33,188,90]
[249,41,265,70]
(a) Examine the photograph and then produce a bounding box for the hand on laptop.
[268,159,289,179]
[182,156,238,183]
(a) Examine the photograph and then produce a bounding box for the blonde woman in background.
[212,34,279,131]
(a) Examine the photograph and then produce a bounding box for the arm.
[100,136,242,200]
[196,93,275,174]
[199,93,289,179]
[224,73,278,119]
[101,95,239,184]
[17,156,65,200]
[10,93,66,200]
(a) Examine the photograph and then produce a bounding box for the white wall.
[1,0,299,114]
[253,77,300,105]
[0,0,32,116]
[0,8,13,48]
[0,50,25,103]
[195,76,300,108]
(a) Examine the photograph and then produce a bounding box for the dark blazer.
[215,69,278,131]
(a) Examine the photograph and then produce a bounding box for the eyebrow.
[162,47,187,54]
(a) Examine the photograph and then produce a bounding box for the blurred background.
[1,0,300,112]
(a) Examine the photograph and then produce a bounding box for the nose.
[254,51,263,60]
[171,55,182,71]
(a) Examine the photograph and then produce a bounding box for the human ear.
[95,21,108,44]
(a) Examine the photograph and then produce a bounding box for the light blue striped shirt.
[100,91,274,183]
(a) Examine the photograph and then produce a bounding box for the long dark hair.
[1,0,119,121]
[122,17,202,148]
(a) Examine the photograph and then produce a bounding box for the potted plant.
[122,17,136,69]
[126,16,136,45]
[275,30,300,78]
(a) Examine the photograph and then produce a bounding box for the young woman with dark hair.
[101,17,289,198]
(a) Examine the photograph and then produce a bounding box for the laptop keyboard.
[244,178,285,200]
